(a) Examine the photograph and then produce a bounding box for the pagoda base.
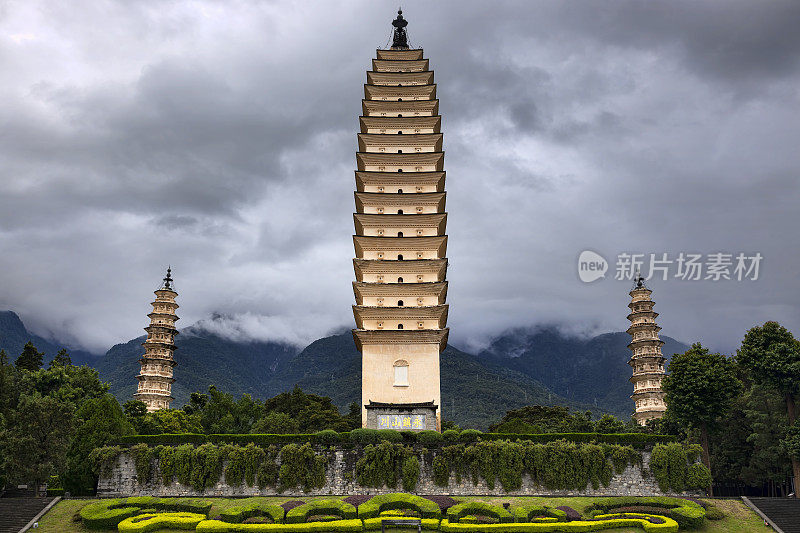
[365,401,438,431]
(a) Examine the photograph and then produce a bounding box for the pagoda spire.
[626,275,667,425]
[391,9,409,49]
[353,27,446,431]
[134,268,180,412]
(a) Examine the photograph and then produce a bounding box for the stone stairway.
[746,497,800,533]
[0,497,56,533]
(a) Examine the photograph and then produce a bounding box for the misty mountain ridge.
[0,310,688,428]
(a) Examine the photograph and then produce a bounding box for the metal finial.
[163,266,173,290]
[634,267,645,289]
[391,8,409,49]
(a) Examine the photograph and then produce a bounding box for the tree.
[662,342,741,495]
[48,349,72,368]
[123,399,148,432]
[488,405,594,433]
[64,394,133,493]
[141,409,202,434]
[251,411,299,434]
[15,341,43,371]
[737,321,800,498]
[594,414,625,433]
[2,394,74,493]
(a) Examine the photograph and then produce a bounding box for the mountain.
[265,331,597,429]
[0,311,95,366]
[0,310,689,428]
[477,326,690,417]
[93,327,299,407]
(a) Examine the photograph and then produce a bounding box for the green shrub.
[442,429,460,442]
[377,429,403,442]
[650,443,689,493]
[402,456,421,491]
[117,512,206,532]
[196,519,364,532]
[191,443,225,492]
[79,500,139,530]
[438,515,678,532]
[432,455,450,486]
[349,428,381,445]
[46,488,65,496]
[285,499,357,523]
[218,501,284,524]
[585,497,705,530]
[447,501,512,523]
[512,505,567,522]
[686,463,712,490]
[355,441,411,489]
[358,492,441,519]
[89,445,123,478]
[459,429,482,443]
[417,430,444,444]
[312,430,341,445]
[279,443,326,492]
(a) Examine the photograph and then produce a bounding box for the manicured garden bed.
[35,494,764,533]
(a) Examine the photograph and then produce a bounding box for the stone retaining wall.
[98,447,696,498]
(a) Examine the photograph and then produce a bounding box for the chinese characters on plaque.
[377,414,426,430]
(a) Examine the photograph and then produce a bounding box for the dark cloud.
[0,1,799,355]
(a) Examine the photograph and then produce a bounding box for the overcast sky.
[1,1,799,355]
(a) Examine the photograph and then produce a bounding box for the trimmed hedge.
[117,512,206,532]
[79,497,211,529]
[363,517,440,530]
[116,431,676,447]
[438,515,678,532]
[585,497,705,530]
[447,502,513,524]
[219,501,284,524]
[512,505,568,523]
[358,493,441,519]
[285,499,357,523]
[196,519,365,532]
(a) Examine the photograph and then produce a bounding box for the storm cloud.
[1,1,798,355]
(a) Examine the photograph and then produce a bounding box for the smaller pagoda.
[134,267,179,412]
[627,272,667,424]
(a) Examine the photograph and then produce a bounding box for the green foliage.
[459,429,482,442]
[130,443,157,484]
[218,500,284,523]
[117,512,206,532]
[447,501,513,523]
[686,463,713,490]
[585,497,705,530]
[191,443,225,491]
[350,428,381,445]
[512,505,567,522]
[737,321,800,397]
[284,499,357,523]
[139,408,203,435]
[355,441,411,488]
[432,454,450,486]
[362,517,441,530]
[196,519,365,532]
[312,429,340,444]
[649,443,690,493]
[279,442,326,492]
[65,392,133,493]
[703,504,724,520]
[49,348,72,368]
[489,405,594,434]
[401,455,420,491]
[439,516,678,532]
[252,411,300,434]
[417,430,444,444]
[377,429,403,442]
[79,498,211,530]
[784,421,800,460]
[15,341,44,371]
[261,385,356,433]
[358,492,441,519]
[89,445,123,478]
[594,414,626,434]
[442,429,460,442]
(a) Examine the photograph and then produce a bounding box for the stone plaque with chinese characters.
[377,413,426,430]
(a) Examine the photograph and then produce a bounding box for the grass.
[35,495,765,533]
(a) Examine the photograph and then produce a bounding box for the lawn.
[35,495,765,533]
